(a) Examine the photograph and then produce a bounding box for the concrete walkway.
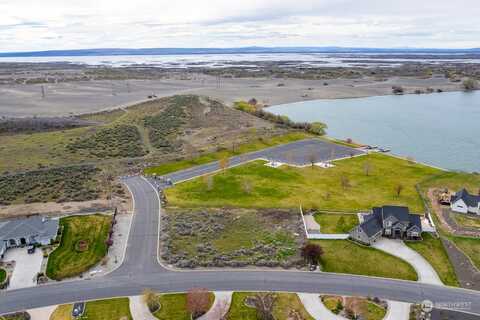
[372,238,442,285]
[297,293,347,320]
[28,305,57,320]
[384,300,411,320]
[129,295,157,320]
[198,291,233,320]
[5,247,43,290]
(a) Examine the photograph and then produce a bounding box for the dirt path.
[442,238,480,290]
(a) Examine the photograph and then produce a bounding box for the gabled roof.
[380,205,410,223]
[451,188,480,207]
[0,216,58,241]
[360,214,383,237]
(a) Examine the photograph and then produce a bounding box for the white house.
[0,216,59,259]
[451,189,480,215]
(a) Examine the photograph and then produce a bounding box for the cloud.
[0,0,479,51]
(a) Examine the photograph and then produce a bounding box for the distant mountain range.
[1,47,479,57]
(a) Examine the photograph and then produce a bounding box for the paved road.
[2,155,480,315]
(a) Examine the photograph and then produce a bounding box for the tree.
[344,297,367,320]
[250,293,277,320]
[340,175,351,190]
[203,175,214,191]
[184,142,199,161]
[219,157,230,173]
[363,161,372,176]
[308,122,327,136]
[301,243,323,265]
[242,179,253,194]
[392,86,404,94]
[142,288,160,313]
[248,98,258,106]
[395,184,404,197]
[337,216,346,233]
[463,78,478,91]
[186,288,211,319]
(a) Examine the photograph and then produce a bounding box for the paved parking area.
[4,247,43,290]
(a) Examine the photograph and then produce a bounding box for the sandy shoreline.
[0,74,463,117]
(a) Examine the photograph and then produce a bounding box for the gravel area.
[442,238,480,290]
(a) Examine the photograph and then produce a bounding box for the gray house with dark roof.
[0,216,59,259]
[451,189,480,215]
[349,206,422,245]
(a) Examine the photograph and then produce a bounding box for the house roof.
[451,188,480,207]
[356,205,422,238]
[0,216,58,242]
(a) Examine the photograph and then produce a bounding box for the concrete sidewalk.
[198,291,233,320]
[372,238,442,285]
[297,293,347,320]
[28,305,57,320]
[384,300,411,320]
[130,296,157,320]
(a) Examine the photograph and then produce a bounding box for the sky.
[1,0,479,52]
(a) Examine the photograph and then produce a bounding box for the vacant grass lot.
[449,236,480,270]
[144,132,311,175]
[166,153,440,212]
[314,212,358,233]
[419,171,480,195]
[153,293,214,320]
[0,165,100,205]
[226,292,313,320]
[162,209,303,268]
[452,213,480,229]
[50,298,132,320]
[312,240,418,281]
[46,214,112,280]
[405,233,458,286]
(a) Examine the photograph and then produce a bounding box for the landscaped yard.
[50,298,132,320]
[0,268,6,283]
[161,208,304,268]
[312,240,418,281]
[314,212,358,233]
[226,292,314,320]
[46,214,112,280]
[322,296,386,320]
[153,293,214,320]
[166,153,440,212]
[405,233,458,286]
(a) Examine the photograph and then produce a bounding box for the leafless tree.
[344,297,367,320]
[340,175,351,190]
[203,175,214,191]
[242,179,253,194]
[187,288,211,319]
[184,142,199,161]
[363,161,372,176]
[395,184,404,197]
[219,157,230,173]
[251,293,277,320]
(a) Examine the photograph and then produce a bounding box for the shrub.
[463,78,478,91]
[392,86,404,94]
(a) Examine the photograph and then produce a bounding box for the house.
[450,189,480,215]
[0,216,59,259]
[350,206,422,245]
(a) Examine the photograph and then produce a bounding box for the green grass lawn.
[314,213,358,233]
[46,214,112,280]
[226,292,314,320]
[366,301,387,320]
[154,293,214,320]
[50,298,132,320]
[312,240,418,281]
[144,132,311,176]
[452,213,480,229]
[405,233,458,286]
[166,153,440,212]
[419,171,480,195]
[322,296,386,320]
[322,296,343,314]
[449,236,480,270]
[0,268,6,283]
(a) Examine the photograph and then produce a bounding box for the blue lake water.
[267,91,480,172]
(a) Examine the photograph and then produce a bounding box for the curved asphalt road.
[1,162,480,314]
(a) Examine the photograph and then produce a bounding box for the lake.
[267,91,480,172]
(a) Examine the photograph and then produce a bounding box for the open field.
[145,131,311,175]
[50,298,132,320]
[166,153,441,212]
[312,240,418,281]
[0,165,100,205]
[227,292,314,320]
[46,214,112,280]
[452,214,480,229]
[161,208,304,268]
[154,293,214,320]
[314,212,358,233]
[405,233,459,286]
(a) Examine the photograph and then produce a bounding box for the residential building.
[350,205,422,245]
[450,188,480,215]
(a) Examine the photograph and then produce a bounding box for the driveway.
[372,238,442,285]
[4,247,43,290]
[297,293,346,320]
